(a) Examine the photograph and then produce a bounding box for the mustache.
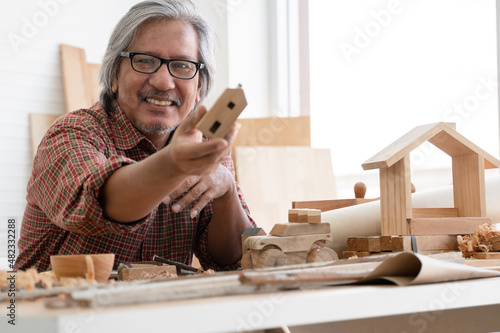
[139,90,181,106]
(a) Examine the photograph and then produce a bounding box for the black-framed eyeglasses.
[120,52,204,80]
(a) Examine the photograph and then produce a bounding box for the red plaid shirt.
[15,100,255,272]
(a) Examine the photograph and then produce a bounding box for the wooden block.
[346,237,357,251]
[118,265,177,281]
[391,236,412,252]
[298,209,321,223]
[270,223,331,237]
[472,252,500,259]
[379,236,392,252]
[288,208,321,223]
[408,217,491,235]
[196,86,247,139]
[392,235,459,252]
[355,236,380,252]
[288,209,300,222]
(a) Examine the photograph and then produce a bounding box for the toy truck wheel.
[257,248,287,268]
[307,247,338,263]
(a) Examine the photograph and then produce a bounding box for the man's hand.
[163,165,235,218]
[162,105,240,177]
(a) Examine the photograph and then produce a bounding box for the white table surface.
[3,276,500,333]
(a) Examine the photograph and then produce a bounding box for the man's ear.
[112,79,118,94]
[195,80,202,103]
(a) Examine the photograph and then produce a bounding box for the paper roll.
[323,175,500,255]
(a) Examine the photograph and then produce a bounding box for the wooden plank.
[60,44,94,113]
[392,235,458,252]
[412,208,459,218]
[472,252,500,259]
[362,122,500,170]
[408,217,491,235]
[196,86,247,139]
[346,237,357,251]
[87,63,101,104]
[465,258,500,267]
[119,265,177,281]
[29,113,61,158]
[235,146,336,232]
[380,155,411,235]
[362,123,452,170]
[452,154,486,217]
[270,223,330,237]
[428,125,500,169]
[292,198,378,212]
[233,116,310,147]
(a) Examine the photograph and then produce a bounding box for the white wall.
[0,0,233,270]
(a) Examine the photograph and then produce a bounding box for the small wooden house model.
[362,122,500,236]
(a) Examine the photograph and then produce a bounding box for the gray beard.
[135,121,177,135]
[134,103,198,135]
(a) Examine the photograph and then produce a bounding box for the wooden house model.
[362,122,500,236]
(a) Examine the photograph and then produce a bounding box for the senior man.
[16,0,255,272]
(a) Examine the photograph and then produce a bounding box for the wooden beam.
[391,235,458,252]
[270,223,331,237]
[412,208,459,218]
[380,155,412,235]
[292,198,378,212]
[452,154,486,217]
[408,217,491,235]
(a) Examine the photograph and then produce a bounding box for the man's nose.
[149,63,176,90]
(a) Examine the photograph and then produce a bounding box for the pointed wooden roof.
[362,122,500,170]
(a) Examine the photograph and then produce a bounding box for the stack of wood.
[241,208,338,269]
[342,235,459,259]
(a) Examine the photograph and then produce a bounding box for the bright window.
[309,0,498,196]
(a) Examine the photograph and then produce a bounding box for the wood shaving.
[457,223,500,258]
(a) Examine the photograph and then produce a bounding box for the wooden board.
[233,116,310,147]
[60,44,100,113]
[292,198,378,212]
[408,217,492,235]
[270,223,331,237]
[235,146,336,232]
[362,122,500,170]
[29,113,61,158]
[472,252,500,259]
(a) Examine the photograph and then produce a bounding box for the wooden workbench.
[2,276,500,333]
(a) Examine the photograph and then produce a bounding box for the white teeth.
[146,98,174,106]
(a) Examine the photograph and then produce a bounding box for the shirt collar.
[108,99,157,152]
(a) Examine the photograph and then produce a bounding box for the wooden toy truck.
[241,209,338,269]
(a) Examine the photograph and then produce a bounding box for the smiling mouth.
[145,98,178,106]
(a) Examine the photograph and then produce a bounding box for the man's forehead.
[130,19,199,59]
